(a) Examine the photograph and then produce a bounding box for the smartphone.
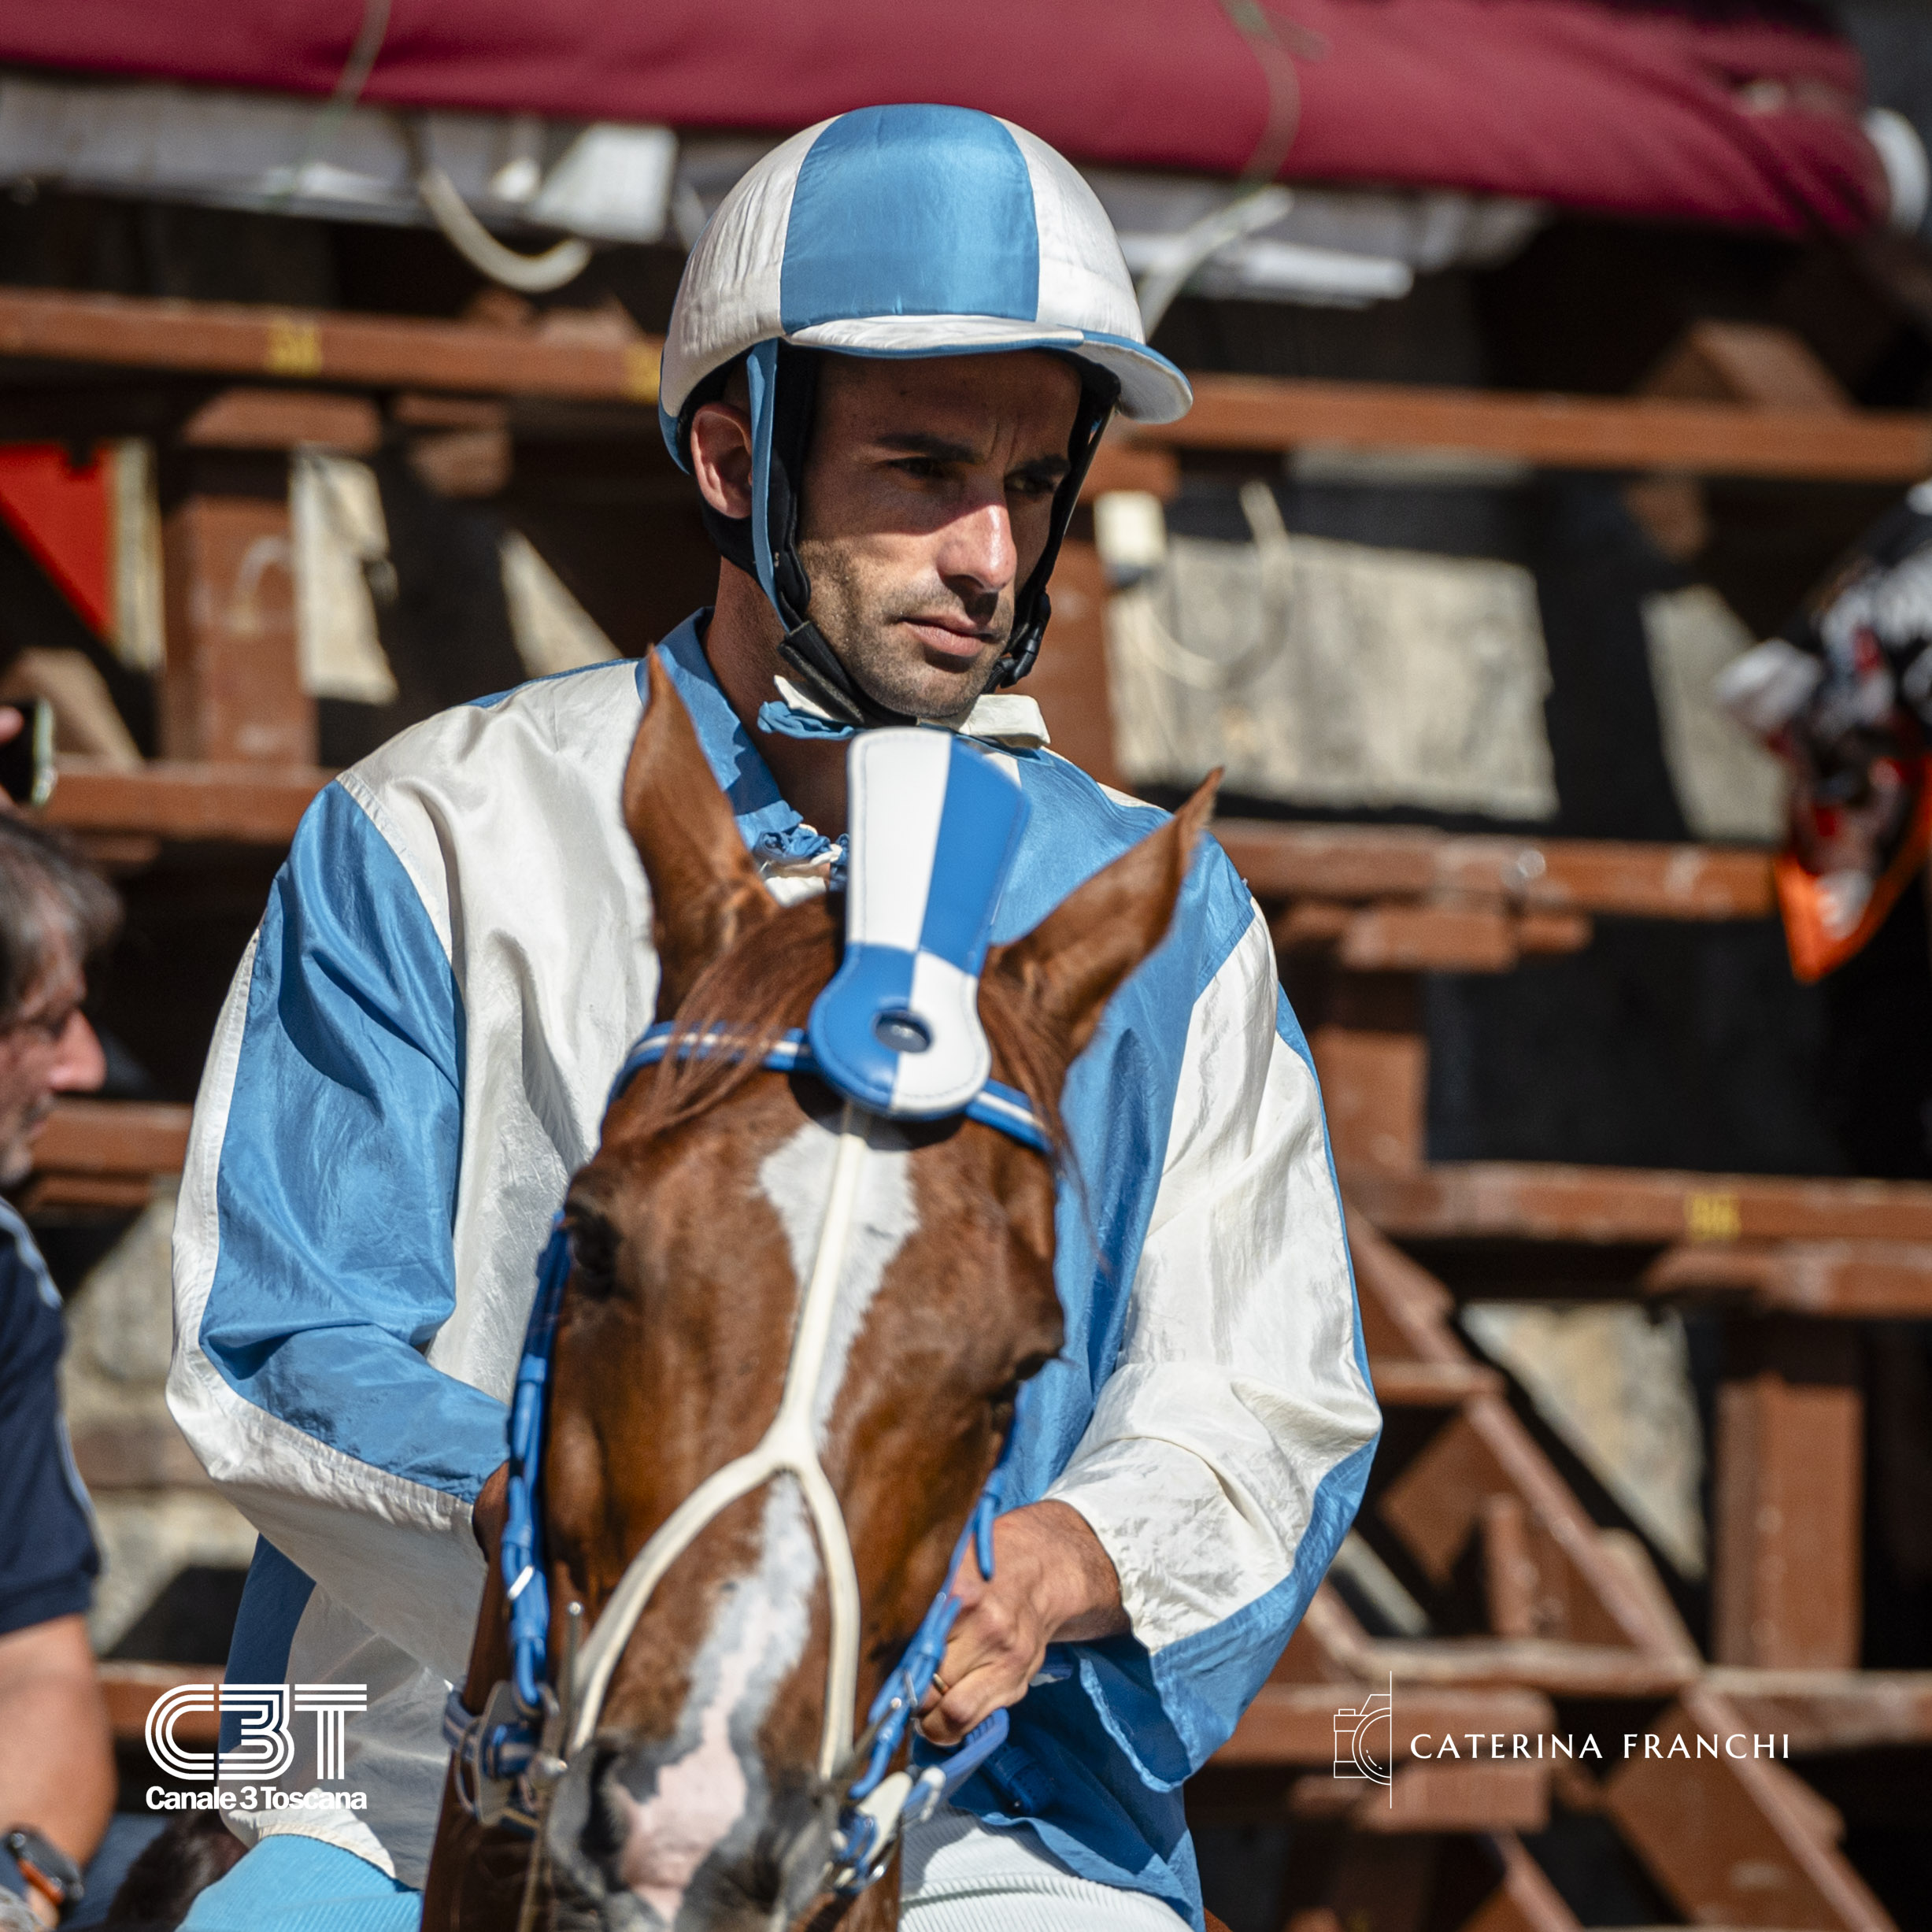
[0,699,55,809]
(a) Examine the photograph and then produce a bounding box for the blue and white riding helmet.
[657,104,1194,729]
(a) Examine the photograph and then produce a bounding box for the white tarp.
[500,530,620,679]
[291,451,399,706]
[1102,484,1559,819]
[1641,583,1786,845]
[1462,1301,1705,1579]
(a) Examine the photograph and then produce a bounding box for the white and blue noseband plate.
[807,730,1028,1119]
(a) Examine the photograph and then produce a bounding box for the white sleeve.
[1046,905,1379,1656]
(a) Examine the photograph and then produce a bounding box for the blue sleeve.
[197,783,506,1502]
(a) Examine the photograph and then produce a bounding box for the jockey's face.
[794,351,1080,720]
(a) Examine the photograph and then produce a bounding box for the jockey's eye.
[568,1212,620,1296]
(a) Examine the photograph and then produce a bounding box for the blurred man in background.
[0,791,124,1930]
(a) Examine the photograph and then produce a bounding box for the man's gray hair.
[0,814,120,1024]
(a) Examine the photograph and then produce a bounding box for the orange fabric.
[1775,767,1932,983]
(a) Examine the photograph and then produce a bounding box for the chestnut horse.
[421,657,1212,1932]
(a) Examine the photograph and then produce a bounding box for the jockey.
[168,106,1379,1932]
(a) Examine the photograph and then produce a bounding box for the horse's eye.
[569,1214,620,1296]
[990,1352,1053,1415]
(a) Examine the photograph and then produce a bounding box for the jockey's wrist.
[472,1461,511,1558]
[1003,1501,1127,1644]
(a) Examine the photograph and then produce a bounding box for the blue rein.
[445,1019,1057,1888]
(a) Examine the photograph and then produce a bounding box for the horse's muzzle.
[542,1738,837,1931]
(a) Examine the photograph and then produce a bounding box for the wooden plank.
[32,1099,192,1177]
[1214,1682,1549,1767]
[1031,537,1123,789]
[1460,1832,1586,1932]
[1216,820,1775,920]
[1338,904,1519,973]
[161,493,313,764]
[99,1662,222,1747]
[1220,821,1445,901]
[1645,1238,1932,1318]
[17,1173,160,1212]
[1080,439,1179,502]
[1712,1322,1863,1671]
[1644,321,1850,411]
[1482,1496,1542,1640]
[1290,1762,1550,1834]
[1138,373,1932,481]
[1706,1671,1932,1753]
[1369,1359,1504,1405]
[1357,1638,1697,1698]
[1379,1416,1645,1653]
[1604,1687,1893,1932]
[0,285,664,403]
[1312,974,1427,1173]
[1345,1213,1468,1368]
[43,758,330,843]
[1514,909,1593,957]
[0,283,1912,485]
[1276,900,1591,971]
[182,387,382,453]
[1345,1161,1932,1248]
[1511,840,1777,920]
[69,1418,210,1490]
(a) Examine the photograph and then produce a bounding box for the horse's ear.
[624,653,778,1020]
[989,773,1220,1060]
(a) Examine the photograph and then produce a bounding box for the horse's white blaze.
[757,1112,918,1440]
[616,1484,817,1920]
[613,1118,918,1915]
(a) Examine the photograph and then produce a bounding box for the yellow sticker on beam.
[265,319,324,378]
[1685,1191,1742,1242]
[624,342,660,404]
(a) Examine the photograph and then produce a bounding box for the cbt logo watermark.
[146,1684,367,1785]
[1332,1675,1394,1804]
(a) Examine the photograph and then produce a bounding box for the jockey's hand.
[916,1500,1125,1748]
[473,1460,510,1562]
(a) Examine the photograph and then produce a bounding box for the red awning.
[0,0,1888,235]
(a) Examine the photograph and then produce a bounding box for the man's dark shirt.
[0,1201,97,1638]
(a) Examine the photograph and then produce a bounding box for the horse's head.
[535,659,1210,1930]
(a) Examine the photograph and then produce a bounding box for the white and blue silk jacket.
[168,613,1380,1928]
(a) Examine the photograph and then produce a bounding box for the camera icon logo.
[1332,1678,1393,1791]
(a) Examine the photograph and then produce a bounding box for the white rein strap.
[568,1103,872,1777]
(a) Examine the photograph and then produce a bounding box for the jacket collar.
[653,612,1050,872]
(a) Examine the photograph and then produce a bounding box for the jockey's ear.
[624,653,779,1021]
[989,772,1219,1061]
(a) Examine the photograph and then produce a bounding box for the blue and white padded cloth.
[167,613,1381,1928]
[809,731,1028,1118]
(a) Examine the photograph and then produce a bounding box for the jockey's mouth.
[901,613,1000,662]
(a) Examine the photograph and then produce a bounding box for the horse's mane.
[627,894,1069,1158]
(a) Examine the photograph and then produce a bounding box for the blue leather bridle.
[442,1020,1059,1896]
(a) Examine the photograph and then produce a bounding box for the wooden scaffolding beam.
[1121,373,1932,480]
[0,286,663,403]
[0,283,1924,483]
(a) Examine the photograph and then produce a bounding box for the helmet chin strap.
[692,346,1118,729]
